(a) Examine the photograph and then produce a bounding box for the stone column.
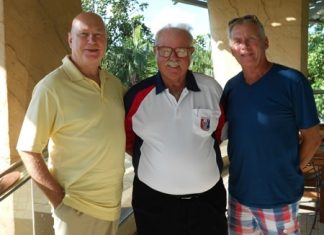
[0,1,81,234]
[0,0,9,171]
[208,0,309,87]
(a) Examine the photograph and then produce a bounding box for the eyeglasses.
[228,15,261,27]
[154,46,193,58]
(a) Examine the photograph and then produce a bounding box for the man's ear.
[264,36,269,49]
[68,32,72,48]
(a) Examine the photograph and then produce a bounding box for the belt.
[172,192,203,200]
[134,176,209,200]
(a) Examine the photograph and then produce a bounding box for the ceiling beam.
[172,0,208,9]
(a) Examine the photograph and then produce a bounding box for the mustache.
[166,61,180,67]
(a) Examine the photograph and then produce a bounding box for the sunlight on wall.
[0,66,10,170]
[271,22,282,27]
[269,17,297,27]
[0,0,10,170]
[286,17,297,22]
[210,39,241,88]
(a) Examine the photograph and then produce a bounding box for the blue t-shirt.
[222,63,319,208]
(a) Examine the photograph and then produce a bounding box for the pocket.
[192,109,220,137]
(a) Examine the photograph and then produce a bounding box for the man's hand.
[19,151,65,208]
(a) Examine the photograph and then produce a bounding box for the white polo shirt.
[125,71,224,195]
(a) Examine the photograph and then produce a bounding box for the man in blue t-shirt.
[222,15,321,234]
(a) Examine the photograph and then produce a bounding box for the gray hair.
[227,15,266,40]
[154,23,194,46]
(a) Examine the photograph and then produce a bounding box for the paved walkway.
[122,141,324,234]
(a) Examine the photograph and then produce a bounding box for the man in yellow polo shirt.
[16,12,125,235]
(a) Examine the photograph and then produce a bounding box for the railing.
[314,90,324,123]
[0,160,29,202]
[0,156,136,235]
[314,90,324,94]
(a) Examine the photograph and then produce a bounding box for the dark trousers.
[132,177,228,235]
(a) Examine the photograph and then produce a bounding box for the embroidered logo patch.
[200,117,210,131]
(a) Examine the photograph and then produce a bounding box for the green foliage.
[191,34,213,76]
[308,24,324,121]
[81,0,155,87]
[81,0,214,87]
[103,21,156,86]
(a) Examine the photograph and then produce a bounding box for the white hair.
[154,23,194,46]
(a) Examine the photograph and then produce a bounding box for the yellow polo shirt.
[17,56,126,221]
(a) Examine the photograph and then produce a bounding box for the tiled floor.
[123,147,324,234]
[299,210,324,235]
[219,141,324,235]
[221,164,324,235]
[5,150,324,234]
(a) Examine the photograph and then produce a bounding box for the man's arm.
[299,125,321,170]
[215,103,226,144]
[19,151,65,208]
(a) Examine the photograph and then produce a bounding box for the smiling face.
[229,22,269,69]
[68,12,107,70]
[154,28,194,86]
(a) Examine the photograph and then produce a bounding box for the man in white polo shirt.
[17,12,125,235]
[124,24,227,235]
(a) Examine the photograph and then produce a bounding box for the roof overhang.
[172,0,207,9]
[172,0,324,24]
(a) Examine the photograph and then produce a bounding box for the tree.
[81,0,155,86]
[104,21,156,86]
[81,0,215,87]
[308,24,324,121]
[191,34,213,76]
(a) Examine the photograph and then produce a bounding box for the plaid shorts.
[228,196,300,235]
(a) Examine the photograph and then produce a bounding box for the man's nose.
[87,34,96,43]
[169,49,178,59]
[241,40,250,48]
